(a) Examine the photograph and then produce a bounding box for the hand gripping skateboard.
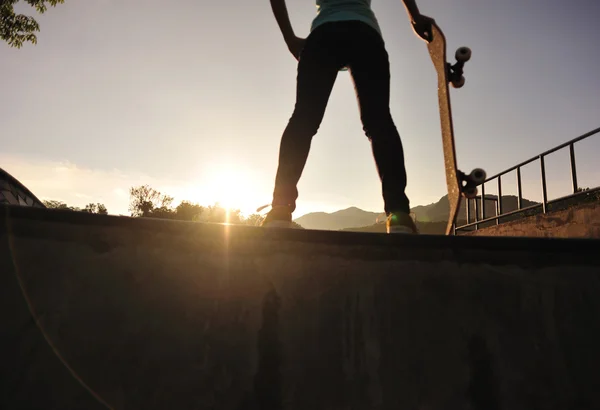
[417,20,486,235]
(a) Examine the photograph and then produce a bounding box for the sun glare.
[184,162,268,216]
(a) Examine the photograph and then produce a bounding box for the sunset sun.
[184,162,267,216]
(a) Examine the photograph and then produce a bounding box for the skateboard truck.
[448,47,486,199]
[447,47,472,88]
[458,168,487,199]
[447,46,486,199]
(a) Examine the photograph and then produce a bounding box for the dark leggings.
[272,20,410,215]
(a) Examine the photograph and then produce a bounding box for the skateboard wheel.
[464,186,478,199]
[456,47,471,62]
[469,168,487,184]
[451,76,465,88]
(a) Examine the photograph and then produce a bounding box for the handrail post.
[516,167,523,209]
[540,155,548,213]
[481,183,486,221]
[569,143,579,193]
[466,198,471,225]
[474,196,480,230]
[497,176,502,225]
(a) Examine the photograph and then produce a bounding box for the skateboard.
[418,20,486,235]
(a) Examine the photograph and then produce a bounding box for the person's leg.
[347,23,413,216]
[269,24,343,219]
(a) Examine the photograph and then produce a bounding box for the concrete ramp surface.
[2,205,600,410]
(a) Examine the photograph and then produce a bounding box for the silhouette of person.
[263,0,434,233]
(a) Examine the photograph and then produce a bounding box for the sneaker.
[260,205,295,229]
[386,211,418,234]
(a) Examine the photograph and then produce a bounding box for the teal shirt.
[310,0,382,36]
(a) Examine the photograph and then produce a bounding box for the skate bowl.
[0,167,46,208]
[2,204,600,410]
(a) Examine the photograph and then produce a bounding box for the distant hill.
[341,220,451,235]
[295,194,541,233]
[294,206,381,231]
[411,194,540,223]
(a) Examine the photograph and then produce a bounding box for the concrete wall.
[3,205,600,410]
[464,201,600,238]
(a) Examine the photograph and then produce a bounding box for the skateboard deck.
[421,21,485,235]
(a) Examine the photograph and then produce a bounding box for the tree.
[175,201,205,222]
[126,184,306,228]
[146,205,176,220]
[1,0,64,48]
[128,185,174,217]
[43,199,108,214]
[244,213,264,226]
[43,199,73,210]
[244,212,303,228]
[83,203,108,215]
[195,203,243,225]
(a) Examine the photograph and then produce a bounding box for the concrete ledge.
[2,205,600,409]
[464,201,600,238]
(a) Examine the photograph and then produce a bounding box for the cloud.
[0,154,304,217]
[0,154,189,216]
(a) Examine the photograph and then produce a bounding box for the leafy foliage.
[42,199,72,210]
[128,185,174,218]
[127,185,248,224]
[194,203,244,225]
[174,201,205,222]
[1,0,64,48]
[126,184,305,227]
[244,213,264,226]
[43,199,108,214]
[83,203,108,215]
[41,184,305,228]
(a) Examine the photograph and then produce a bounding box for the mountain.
[293,206,382,231]
[411,194,540,224]
[341,220,450,235]
[295,194,541,232]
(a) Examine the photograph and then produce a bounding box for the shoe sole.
[387,226,417,234]
[262,221,296,229]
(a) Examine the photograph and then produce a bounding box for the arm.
[401,0,435,42]
[401,0,421,22]
[270,0,297,42]
[269,0,306,59]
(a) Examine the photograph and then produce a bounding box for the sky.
[1,0,599,217]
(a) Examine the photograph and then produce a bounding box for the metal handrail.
[454,126,600,233]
